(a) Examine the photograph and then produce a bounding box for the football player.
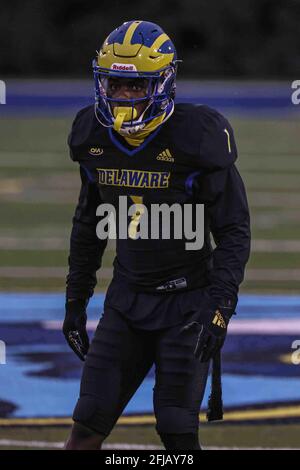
[63,20,251,450]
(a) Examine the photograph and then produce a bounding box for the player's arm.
[207,164,251,301]
[196,164,250,361]
[186,164,250,362]
[185,109,251,362]
[197,108,251,300]
[63,166,107,360]
[66,165,107,299]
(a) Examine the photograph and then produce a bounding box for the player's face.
[106,77,150,117]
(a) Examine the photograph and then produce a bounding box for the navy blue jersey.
[66,103,250,303]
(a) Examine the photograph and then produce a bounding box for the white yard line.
[0,439,163,449]
[43,318,300,335]
[1,267,300,282]
[1,237,300,252]
[246,269,300,281]
[0,439,64,449]
[0,237,69,250]
[252,240,300,252]
[249,192,300,208]
[0,439,297,450]
[0,267,113,278]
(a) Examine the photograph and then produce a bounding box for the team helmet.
[93,20,179,134]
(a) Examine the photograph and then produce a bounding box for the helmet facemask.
[93,62,178,134]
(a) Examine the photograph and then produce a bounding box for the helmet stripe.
[122,21,142,46]
[106,21,134,45]
[157,39,175,54]
[131,22,164,46]
[151,33,170,52]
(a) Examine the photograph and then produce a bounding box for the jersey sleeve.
[67,106,95,162]
[66,166,108,300]
[201,164,251,302]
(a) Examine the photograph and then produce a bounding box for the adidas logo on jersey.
[156,148,174,162]
[89,147,104,156]
[212,310,226,328]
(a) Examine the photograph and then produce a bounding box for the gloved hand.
[182,294,236,363]
[63,298,90,361]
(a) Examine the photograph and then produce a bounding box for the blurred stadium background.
[0,0,299,449]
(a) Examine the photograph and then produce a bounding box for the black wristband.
[65,298,88,315]
[217,298,237,316]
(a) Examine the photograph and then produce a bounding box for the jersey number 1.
[224,128,232,153]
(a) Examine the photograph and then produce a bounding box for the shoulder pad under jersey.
[67,105,105,162]
[171,104,238,171]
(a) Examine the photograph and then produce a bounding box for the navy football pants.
[73,290,210,437]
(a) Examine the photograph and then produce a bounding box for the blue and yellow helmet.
[93,20,179,133]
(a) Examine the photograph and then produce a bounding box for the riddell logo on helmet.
[111,63,137,72]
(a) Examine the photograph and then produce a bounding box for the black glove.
[182,294,236,363]
[63,298,90,361]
